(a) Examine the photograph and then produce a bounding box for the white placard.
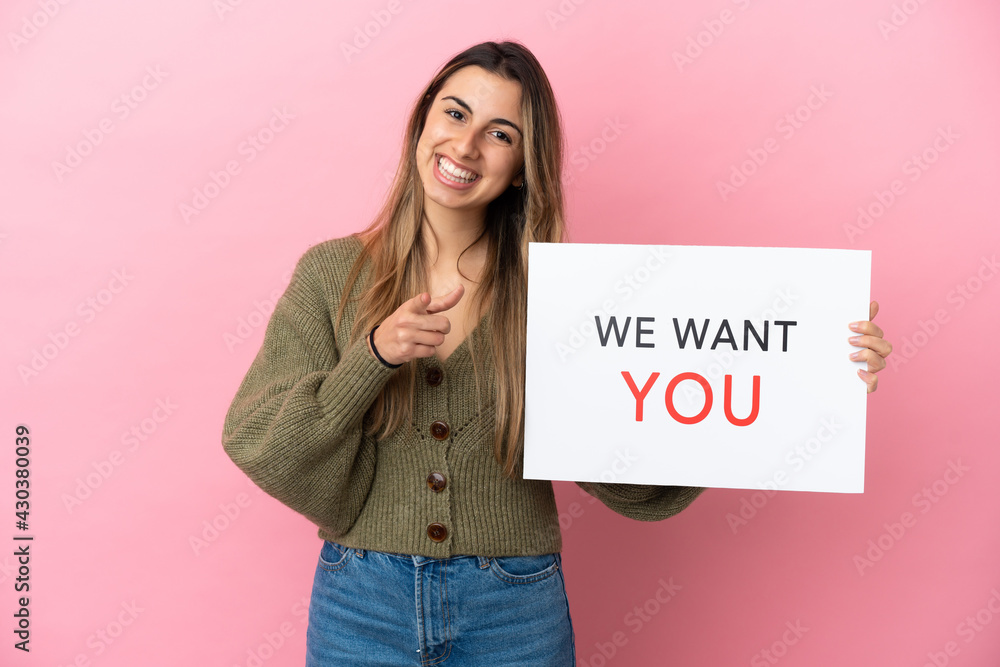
[524,242,871,493]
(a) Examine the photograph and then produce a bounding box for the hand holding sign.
[369,285,465,365]
[848,300,893,393]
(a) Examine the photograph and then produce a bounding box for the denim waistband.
[348,546,492,569]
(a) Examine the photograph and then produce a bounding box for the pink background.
[3,0,999,665]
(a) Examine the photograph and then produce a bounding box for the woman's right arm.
[220,246,398,536]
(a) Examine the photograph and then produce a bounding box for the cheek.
[419,122,448,148]
[415,132,431,157]
[501,155,521,179]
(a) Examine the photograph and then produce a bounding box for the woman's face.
[415,65,525,223]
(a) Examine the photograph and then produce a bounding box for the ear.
[512,164,525,187]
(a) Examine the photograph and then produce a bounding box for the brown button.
[427,523,448,542]
[426,367,443,386]
[429,420,450,440]
[426,472,446,492]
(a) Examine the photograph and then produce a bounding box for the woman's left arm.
[849,300,893,393]
[575,482,706,522]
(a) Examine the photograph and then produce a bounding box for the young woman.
[221,40,892,665]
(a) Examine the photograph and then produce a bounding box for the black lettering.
[672,318,709,349]
[774,321,798,351]
[711,319,737,350]
[743,320,768,351]
[595,316,631,347]
[636,317,655,348]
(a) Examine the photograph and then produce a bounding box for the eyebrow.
[441,95,522,138]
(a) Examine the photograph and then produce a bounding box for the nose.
[452,125,479,160]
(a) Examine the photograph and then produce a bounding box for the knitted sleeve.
[220,245,397,536]
[575,482,706,522]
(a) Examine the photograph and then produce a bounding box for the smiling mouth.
[437,155,479,184]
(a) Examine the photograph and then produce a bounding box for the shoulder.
[285,234,369,322]
[299,234,366,273]
[288,234,368,290]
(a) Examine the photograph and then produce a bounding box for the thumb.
[427,284,465,314]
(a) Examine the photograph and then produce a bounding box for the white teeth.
[437,156,477,183]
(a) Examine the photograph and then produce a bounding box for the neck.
[420,206,487,271]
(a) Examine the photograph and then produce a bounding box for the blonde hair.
[336,40,566,478]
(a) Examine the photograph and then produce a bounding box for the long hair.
[335,40,566,478]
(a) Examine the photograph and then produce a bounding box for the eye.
[492,130,512,144]
[445,108,465,121]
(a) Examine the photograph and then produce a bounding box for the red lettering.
[621,371,660,421]
[724,374,760,426]
[665,372,713,424]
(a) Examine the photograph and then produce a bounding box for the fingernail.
[849,322,862,332]
[848,336,861,344]
[850,351,861,360]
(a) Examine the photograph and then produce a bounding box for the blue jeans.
[305,540,576,665]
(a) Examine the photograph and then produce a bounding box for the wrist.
[369,325,402,369]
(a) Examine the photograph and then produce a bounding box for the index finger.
[850,320,884,339]
[406,291,433,314]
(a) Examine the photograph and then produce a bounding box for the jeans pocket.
[488,553,560,584]
[317,540,353,572]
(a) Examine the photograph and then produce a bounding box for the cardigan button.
[427,523,448,542]
[426,472,446,492]
[429,420,450,440]
[426,367,444,386]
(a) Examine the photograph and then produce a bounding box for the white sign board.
[524,243,871,493]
